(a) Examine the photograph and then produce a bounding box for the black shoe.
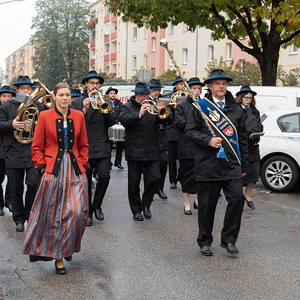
[201,245,212,256]
[55,261,67,275]
[184,207,192,215]
[245,198,255,209]
[143,207,152,219]
[86,216,93,226]
[91,182,96,190]
[15,223,24,232]
[156,190,167,199]
[94,208,104,221]
[0,207,4,216]
[115,164,124,169]
[8,204,12,212]
[193,202,198,210]
[133,212,144,221]
[170,182,177,189]
[220,243,239,254]
[64,255,72,261]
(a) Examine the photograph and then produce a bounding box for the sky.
[0,0,37,73]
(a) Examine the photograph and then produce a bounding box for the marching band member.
[175,77,204,214]
[185,69,249,256]
[71,89,82,102]
[71,71,115,226]
[0,76,44,231]
[119,82,173,221]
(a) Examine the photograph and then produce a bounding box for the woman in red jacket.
[22,82,89,275]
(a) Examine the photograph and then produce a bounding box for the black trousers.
[157,150,168,191]
[87,157,111,217]
[112,141,124,166]
[0,159,11,209]
[127,160,160,215]
[6,167,40,225]
[168,141,178,184]
[196,179,244,248]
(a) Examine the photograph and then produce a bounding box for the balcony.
[111,32,117,41]
[104,15,110,23]
[104,34,110,43]
[104,55,110,62]
[91,40,95,48]
[90,58,95,66]
[111,13,117,20]
[111,52,117,61]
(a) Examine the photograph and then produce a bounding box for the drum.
[108,124,125,142]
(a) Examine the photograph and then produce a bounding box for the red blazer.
[32,107,89,175]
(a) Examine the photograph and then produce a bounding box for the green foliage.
[9,76,18,87]
[277,66,300,86]
[107,0,300,86]
[156,68,178,85]
[31,0,89,89]
[0,67,4,87]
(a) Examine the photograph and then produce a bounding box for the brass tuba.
[89,90,112,114]
[142,99,170,119]
[14,81,50,144]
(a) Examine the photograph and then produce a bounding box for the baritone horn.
[89,90,112,114]
[143,98,170,119]
[14,81,51,144]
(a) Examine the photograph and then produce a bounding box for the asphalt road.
[0,153,300,300]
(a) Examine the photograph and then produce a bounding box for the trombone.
[89,90,112,114]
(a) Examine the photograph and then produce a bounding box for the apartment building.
[5,42,35,84]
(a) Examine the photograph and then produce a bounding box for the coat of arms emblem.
[223,125,233,136]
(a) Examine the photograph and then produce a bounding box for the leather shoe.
[170,182,177,189]
[15,223,24,232]
[133,212,143,221]
[91,181,96,190]
[220,243,239,254]
[143,207,152,219]
[156,190,167,199]
[115,164,124,169]
[0,207,4,216]
[184,207,192,215]
[64,255,72,261]
[55,261,67,275]
[94,208,104,221]
[86,216,93,226]
[245,198,255,209]
[193,202,198,210]
[201,245,212,256]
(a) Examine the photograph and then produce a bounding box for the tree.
[0,67,4,87]
[277,66,300,86]
[31,0,89,89]
[156,68,178,85]
[9,76,18,87]
[107,0,300,86]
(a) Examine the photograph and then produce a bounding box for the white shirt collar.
[212,95,225,106]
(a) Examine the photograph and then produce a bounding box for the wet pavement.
[0,153,300,299]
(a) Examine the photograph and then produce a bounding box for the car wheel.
[261,156,299,192]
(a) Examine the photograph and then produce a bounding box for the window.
[104,5,110,16]
[12,66,16,73]
[11,55,16,63]
[169,24,174,35]
[226,43,232,60]
[105,44,109,54]
[291,44,298,54]
[20,50,25,58]
[104,23,110,35]
[183,23,188,32]
[19,63,24,71]
[91,30,95,41]
[144,26,148,39]
[132,55,137,69]
[278,114,300,133]
[208,45,214,62]
[152,37,156,51]
[183,48,188,64]
[144,54,147,68]
[133,27,137,41]
[240,59,246,72]
[169,50,174,66]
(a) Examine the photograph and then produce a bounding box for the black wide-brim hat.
[0,85,16,97]
[105,86,118,95]
[149,78,162,88]
[13,75,35,87]
[236,85,257,96]
[71,89,82,97]
[82,70,104,85]
[188,77,205,87]
[204,69,233,84]
[172,76,184,86]
[131,81,150,93]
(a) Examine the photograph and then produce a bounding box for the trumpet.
[143,99,170,119]
[89,90,112,114]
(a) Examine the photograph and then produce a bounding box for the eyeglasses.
[243,96,253,100]
[88,81,100,86]
[18,86,33,91]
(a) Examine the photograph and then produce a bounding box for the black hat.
[13,75,35,87]
[236,86,257,97]
[82,70,104,85]
[204,69,233,84]
[172,76,184,86]
[149,79,162,88]
[105,87,118,95]
[71,89,82,97]
[31,81,39,89]
[188,77,205,87]
[0,85,16,97]
[131,82,150,93]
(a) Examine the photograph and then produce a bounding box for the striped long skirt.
[22,152,89,261]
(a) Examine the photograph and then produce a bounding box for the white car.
[259,108,300,192]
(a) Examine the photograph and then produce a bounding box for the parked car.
[259,108,300,192]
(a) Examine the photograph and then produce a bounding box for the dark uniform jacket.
[119,96,173,161]
[0,99,44,168]
[0,102,5,160]
[185,91,249,181]
[111,98,123,123]
[175,96,196,159]
[71,87,115,159]
[166,87,179,141]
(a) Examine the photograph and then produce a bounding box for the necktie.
[218,101,224,110]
